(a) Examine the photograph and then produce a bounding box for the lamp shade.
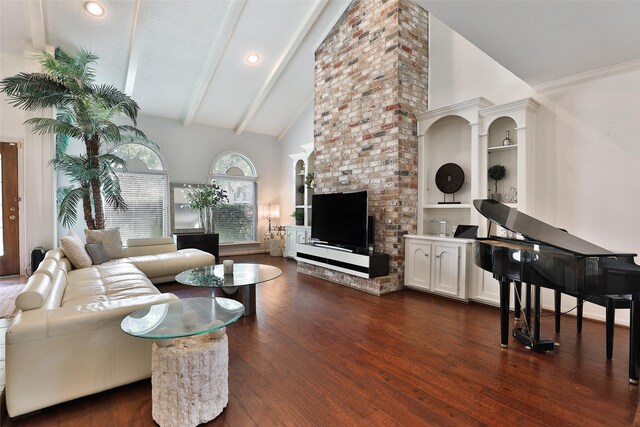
[269,204,280,219]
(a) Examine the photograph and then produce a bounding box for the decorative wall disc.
[435,163,465,194]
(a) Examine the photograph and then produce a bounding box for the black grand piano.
[473,199,640,383]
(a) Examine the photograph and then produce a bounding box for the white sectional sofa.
[5,237,215,417]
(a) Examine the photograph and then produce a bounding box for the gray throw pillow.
[85,229,124,259]
[85,243,110,265]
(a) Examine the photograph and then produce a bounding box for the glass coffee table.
[175,263,281,316]
[121,296,245,342]
[121,297,245,425]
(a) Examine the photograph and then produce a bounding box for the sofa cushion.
[60,232,92,269]
[110,249,214,279]
[16,273,51,310]
[127,237,174,247]
[63,262,160,307]
[85,229,124,259]
[85,243,110,265]
[34,258,58,280]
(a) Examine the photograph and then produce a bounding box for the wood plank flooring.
[4,254,639,426]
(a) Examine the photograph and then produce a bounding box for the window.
[210,152,258,243]
[104,143,168,242]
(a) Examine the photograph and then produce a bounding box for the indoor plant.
[488,164,507,201]
[184,182,229,233]
[292,210,304,226]
[0,48,152,229]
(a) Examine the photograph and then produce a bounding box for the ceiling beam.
[182,0,246,127]
[124,0,150,96]
[26,0,46,50]
[278,96,312,142]
[234,0,328,135]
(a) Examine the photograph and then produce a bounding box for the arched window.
[104,143,168,242]
[210,152,258,243]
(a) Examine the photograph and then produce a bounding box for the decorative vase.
[502,130,512,146]
[200,207,215,233]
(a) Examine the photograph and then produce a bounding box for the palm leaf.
[56,186,88,228]
[24,117,83,138]
[91,84,139,123]
[0,73,70,110]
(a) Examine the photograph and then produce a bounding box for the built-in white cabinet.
[404,235,471,301]
[289,143,314,228]
[411,97,538,306]
[284,225,311,258]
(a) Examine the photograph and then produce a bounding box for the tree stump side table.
[152,333,228,427]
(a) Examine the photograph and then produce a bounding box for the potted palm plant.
[0,48,151,229]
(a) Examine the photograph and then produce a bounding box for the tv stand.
[296,243,389,279]
[312,243,353,253]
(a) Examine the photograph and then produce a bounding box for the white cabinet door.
[295,229,308,245]
[433,243,461,297]
[284,227,296,258]
[405,239,432,290]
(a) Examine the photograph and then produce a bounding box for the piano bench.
[554,290,631,359]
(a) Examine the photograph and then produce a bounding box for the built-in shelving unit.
[286,143,314,258]
[411,97,539,306]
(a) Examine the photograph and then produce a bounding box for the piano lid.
[473,199,621,257]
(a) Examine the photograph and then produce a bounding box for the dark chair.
[554,290,631,359]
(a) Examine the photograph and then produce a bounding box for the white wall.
[1,50,57,273]
[57,114,283,255]
[135,115,282,256]
[429,14,640,325]
[278,102,314,226]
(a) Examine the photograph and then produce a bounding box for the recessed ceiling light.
[84,1,105,17]
[246,54,260,65]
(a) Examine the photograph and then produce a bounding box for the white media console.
[296,243,389,279]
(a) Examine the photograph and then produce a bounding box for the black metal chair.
[554,290,631,359]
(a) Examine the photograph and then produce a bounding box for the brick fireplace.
[297,0,429,294]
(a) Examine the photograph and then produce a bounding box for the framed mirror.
[170,183,204,233]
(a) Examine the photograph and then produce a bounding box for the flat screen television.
[311,191,368,250]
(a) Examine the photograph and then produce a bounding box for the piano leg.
[525,283,532,326]
[629,294,640,384]
[554,290,561,333]
[514,281,522,321]
[499,277,510,348]
[577,297,583,334]
[513,284,555,352]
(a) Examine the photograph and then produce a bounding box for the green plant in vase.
[292,210,304,225]
[488,165,506,201]
[185,182,229,233]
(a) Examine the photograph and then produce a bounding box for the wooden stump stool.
[151,331,228,427]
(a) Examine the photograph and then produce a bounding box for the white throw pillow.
[60,232,93,269]
[85,229,124,259]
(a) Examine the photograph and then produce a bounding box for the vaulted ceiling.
[1,0,639,139]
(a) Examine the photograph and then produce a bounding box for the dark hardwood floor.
[4,254,640,426]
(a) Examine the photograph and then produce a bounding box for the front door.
[0,143,19,276]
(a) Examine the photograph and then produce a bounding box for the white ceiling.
[1,0,639,138]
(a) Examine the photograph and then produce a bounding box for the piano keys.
[472,199,640,383]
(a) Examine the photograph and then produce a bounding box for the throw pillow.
[85,229,124,259]
[60,232,93,269]
[85,243,110,265]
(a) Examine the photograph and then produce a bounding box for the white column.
[20,45,57,272]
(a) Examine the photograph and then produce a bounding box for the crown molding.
[533,58,640,93]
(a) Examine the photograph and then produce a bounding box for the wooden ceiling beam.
[124,0,150,96]
[26,0,46,50]
[234,0,328,135]
[278,96,312,142]
[182,0,246,127]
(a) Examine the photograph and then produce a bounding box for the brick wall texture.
[305,0,428,294]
